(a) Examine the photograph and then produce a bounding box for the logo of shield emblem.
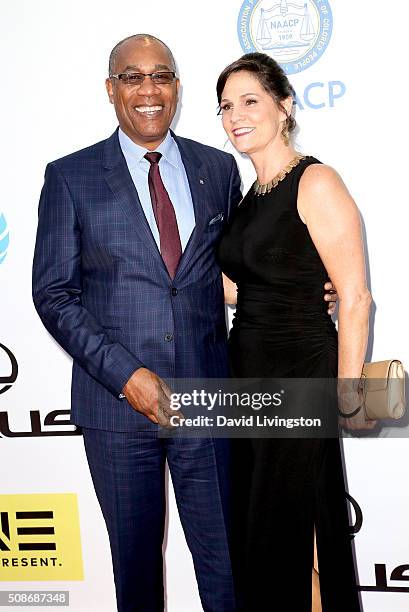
[238,0,333,75]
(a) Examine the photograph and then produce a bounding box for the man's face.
[106,39,179,149]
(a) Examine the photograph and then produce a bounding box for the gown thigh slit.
[312,530,322,612]
[217,156,361,612]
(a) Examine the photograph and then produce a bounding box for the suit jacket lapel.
[102,130,165,268]
[172,133,210,280]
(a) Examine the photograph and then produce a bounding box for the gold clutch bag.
[361,360,406,420]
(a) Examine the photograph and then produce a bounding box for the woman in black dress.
[216,53,375,611]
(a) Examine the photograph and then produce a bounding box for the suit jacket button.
[164,333,174,342]
[171,288,178,296]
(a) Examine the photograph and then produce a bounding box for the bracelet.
[338,404,363,418]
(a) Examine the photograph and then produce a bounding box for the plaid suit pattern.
[32,130,242,611]
[33,130,241,431]
[83,428,235,612]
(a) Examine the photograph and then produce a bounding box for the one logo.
[0,213,9,264]
[0,493,83,581]
[0,343,18,395]
[238,0,333,74]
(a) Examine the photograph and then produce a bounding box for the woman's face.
[220,71,290,156]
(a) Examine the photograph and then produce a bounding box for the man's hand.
[324,281,338,315]
[122,368,183,428]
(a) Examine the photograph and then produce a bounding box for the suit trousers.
[82,428,236,612]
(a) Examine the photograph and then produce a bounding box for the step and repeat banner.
[1,1,408,610]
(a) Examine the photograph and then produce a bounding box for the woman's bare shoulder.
[300,162,347,197]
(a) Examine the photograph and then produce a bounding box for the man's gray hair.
[108,34,177,75]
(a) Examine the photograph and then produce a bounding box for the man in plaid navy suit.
[33,34,241,611]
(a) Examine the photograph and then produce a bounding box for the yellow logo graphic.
[0,493,83,581]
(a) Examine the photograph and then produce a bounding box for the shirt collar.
[118,128,179,169]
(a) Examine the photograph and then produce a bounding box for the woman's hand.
[339,408,377,431]
[338,382,377,430]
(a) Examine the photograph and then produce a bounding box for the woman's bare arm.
[298,164,374,428]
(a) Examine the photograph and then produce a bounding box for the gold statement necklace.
[253,154,306,196]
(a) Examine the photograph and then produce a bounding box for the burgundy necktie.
[144,152,182,278]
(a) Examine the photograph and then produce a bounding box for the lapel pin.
[199,178,205,185]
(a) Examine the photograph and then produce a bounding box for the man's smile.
[133,105,164,116]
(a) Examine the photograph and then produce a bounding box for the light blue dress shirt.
[118,128,195,251]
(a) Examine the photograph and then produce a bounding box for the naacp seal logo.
[0,213,9,264]
[238,0,333,75]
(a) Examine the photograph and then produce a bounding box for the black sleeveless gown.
[217,157,361,612]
